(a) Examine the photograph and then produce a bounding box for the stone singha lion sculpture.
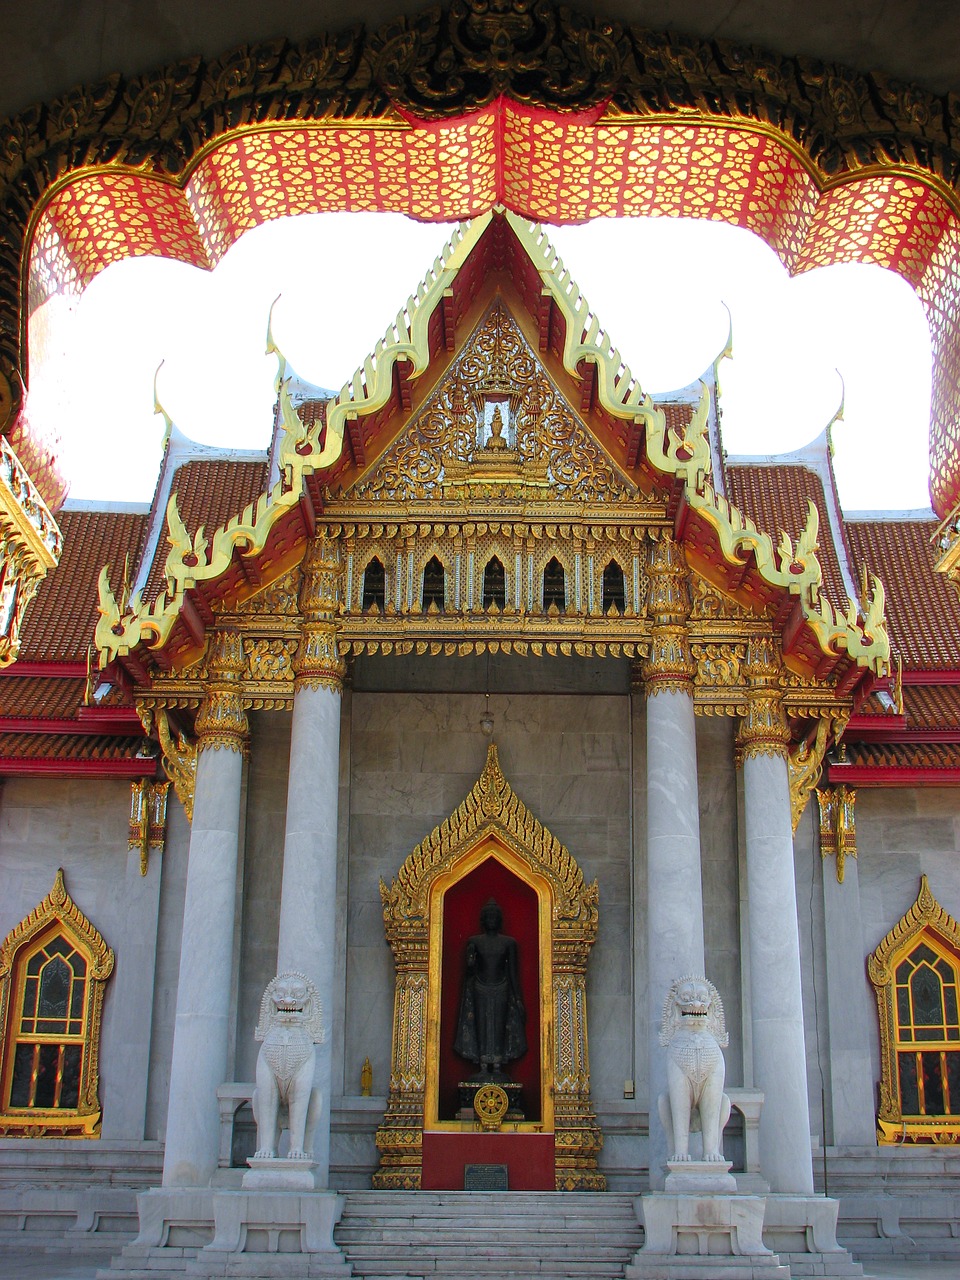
[253,971,324,1161]
[658,975,732,1163]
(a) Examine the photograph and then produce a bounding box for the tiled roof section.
[0,733,144,761]
[142,458,269,603]
[0,676,85,719]
[19,509,148,662]
[903,683,960,731]
[842,741,960,769]
[725,464,848,611]
[845,519,959,669]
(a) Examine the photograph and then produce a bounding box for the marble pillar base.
[109,1187,350,1278]
[242,1157,321,1190]
[665,1159,738,1194]
[627,1193,864,1280]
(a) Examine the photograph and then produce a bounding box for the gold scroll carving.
[375,743,603,1191]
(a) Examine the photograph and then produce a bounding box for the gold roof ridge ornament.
[96,209,888,681]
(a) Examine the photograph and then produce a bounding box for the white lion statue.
[252,971,324,1161]
[658,975,732,1163]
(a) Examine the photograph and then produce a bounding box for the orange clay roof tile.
[19,509,148,663]
[0,676,86,719]
[0,733,144,761]
[142,459,269,604]
[845,519,960,670]
[725,465,848,612]
[902,683,960,731]
[843,741,960,769]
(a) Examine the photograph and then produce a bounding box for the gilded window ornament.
[0,870,114,1137]
[868,876,960,1144]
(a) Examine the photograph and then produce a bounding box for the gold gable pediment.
[348,300,638,508]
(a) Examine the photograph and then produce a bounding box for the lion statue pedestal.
[626,977,789,1280]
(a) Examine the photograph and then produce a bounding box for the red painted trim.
[827,764,960,786]
[843,727,960,744]
[902,670,960,684]
[0,662,87,678]
[0,758,158,779]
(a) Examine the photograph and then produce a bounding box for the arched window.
[543,558,565,612]
[361,557,385,611]
[0,870,114,1137]
[482,557,506,609]
[868,875,960,1142]
[601,560,626,614]
[422,556,445,612]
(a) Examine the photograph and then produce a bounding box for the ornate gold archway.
[375,743,603,1190]
[5,0,960,518]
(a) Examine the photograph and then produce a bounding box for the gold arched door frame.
[375,743,602,1190]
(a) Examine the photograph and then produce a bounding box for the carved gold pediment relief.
[352,301,636,507]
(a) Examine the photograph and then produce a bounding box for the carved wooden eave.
[0,434,61,667]
[95,209,889,705]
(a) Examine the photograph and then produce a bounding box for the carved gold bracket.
[128,780,170,875]
[816,785,857,882]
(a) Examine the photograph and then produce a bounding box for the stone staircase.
[334,1190,645,1279]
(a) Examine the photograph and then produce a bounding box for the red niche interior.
[438,856,542,1124]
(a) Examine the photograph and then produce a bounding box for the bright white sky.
[27,211,933,513]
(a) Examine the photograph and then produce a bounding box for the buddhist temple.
[0,4,959,1278]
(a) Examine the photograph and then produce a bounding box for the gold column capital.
[295,536,346,693]
[641,534,695,697]
[195,628,249,754]
[737,635,789,762]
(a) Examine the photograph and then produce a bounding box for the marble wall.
[344,683,636,1108]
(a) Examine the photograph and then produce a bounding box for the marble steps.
[335,1190,644,1278]
[776,1256,864,1278]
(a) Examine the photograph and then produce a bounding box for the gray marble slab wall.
[345,684,635,1110]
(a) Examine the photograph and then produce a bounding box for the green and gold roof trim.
[96,209,888,680]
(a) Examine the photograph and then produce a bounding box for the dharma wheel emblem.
[474,1083,509,1131]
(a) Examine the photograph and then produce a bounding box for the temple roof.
[845,517,958,671]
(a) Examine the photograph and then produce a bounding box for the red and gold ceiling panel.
[24,101,960,514]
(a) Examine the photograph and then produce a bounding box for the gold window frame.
[868,875,960,1145]
[0,869,114,1137]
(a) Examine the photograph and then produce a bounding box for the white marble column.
[642,535,705,1188]
[276,538,345,1187]
[162,630,248,1187]
[740,638,815,1195]
[818,789,876,1147]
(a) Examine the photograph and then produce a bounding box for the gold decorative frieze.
[0,870,114,1137]
[0,434,61,667]
[375,744,603,1191]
